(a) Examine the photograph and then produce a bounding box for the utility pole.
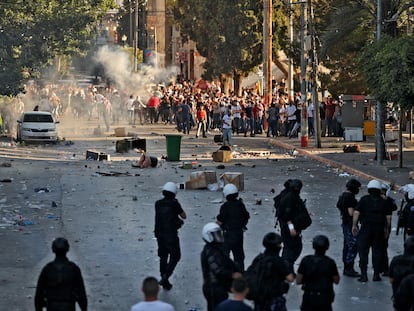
[300,1,308,147]
[376,0,385,164]
[288,0,294,99]
[264,0,272,122]
[308,0,321,148]
[133,0,139,72]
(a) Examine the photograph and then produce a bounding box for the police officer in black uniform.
[380,183,398,276]
[35,237,87,311]
[201,222,239,311]
[352,179,390,282]
[389,236,414,301]
[154,182,187,290]
[336,178,361,277]
[217,183,250,272]
[277,179,306,273]
[245,232,294,311]
[296,235,340,311]
[393,264,414,310]
[401,184,414,239]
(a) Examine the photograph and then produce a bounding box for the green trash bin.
[165,134,182,161]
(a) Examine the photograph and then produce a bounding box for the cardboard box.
[187,171,217,189]
[212,146,232,162]
[114,127,126,137]
[221,172,244,191]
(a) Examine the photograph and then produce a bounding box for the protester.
[130,276,175,311]
[215,277,253,311]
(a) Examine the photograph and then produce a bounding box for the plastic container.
[165,134,182,161]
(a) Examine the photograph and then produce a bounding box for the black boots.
[373,272,382,282]
[159,275,172,290]
[358,269,368,283]
[343,263,360,277]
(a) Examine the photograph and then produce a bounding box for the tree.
[171,0,288,95]
[359,36,414,109]
[316,0,414,98]
[359,35,414,167]
[0,0,116,96]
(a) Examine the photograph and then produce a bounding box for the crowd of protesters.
[0,75,351,140]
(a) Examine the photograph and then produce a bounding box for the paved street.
[0,115,409,310]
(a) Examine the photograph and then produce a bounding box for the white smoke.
[95,46,179,97]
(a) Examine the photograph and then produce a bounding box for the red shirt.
[197,109,206,121]
[147,96,160,108]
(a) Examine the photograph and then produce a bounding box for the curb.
[268,138,394,187]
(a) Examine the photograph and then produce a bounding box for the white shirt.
[232,103,241,118]
[307,102,314,118]
[130,300,175,311]
[286,105,296,121]
[222,114,233,129]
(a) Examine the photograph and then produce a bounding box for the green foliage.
[0,0,116,96]
[171,0,288,81]
[359,35,414,110]
[317,0,414,97]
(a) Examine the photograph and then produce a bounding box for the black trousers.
[280,222,303,273]
[203,283,228,311]
[157,234,181,278]
[357,224,384,273]
[301,291,333,311]
[224,229,245,272]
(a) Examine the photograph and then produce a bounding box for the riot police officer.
[201,222,239,311]
[352,179,390,282]
[245,232,294,311]
[400,184,414,239]
[35,237,87,311]
[389,236,414,299]
[217,183,250,272]
[380,183,398,276]
[336,178,361,277]
[277,179,307,274]
[296,235,340,311]
[154,182,187,290]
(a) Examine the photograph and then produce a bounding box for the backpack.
[294,199,312,231]
[244,254,288,302]
[273,189,288,227]
[244,254,271,301]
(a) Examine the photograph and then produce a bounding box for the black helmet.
[52,237,69,255]
[346,179,361,192]
[262,232,283,249]
[312,235,329,251]
[290,179,303,192]
[283,179,293,190]
[404,236,414,255]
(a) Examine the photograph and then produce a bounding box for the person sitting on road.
[133,149,158,168]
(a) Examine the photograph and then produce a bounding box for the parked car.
[16,111,59,142]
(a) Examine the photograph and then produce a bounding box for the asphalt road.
[0,115,403,310]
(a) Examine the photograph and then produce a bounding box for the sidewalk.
[268,134,414,189]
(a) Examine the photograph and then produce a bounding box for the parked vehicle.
[16,111,59,142]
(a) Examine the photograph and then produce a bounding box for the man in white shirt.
[130,276,175,311]
[286,101,297,137]
[222,109,233,146]
[307,100,314,136]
